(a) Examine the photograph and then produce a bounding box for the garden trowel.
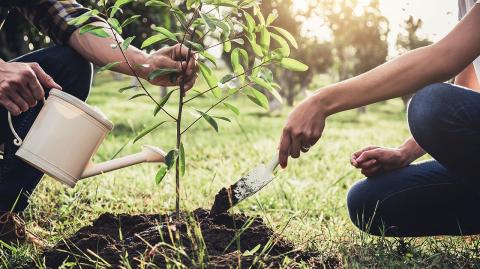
[210,152,279,216]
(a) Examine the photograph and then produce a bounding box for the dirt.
[43,209,340,268]
[210,186,239,216]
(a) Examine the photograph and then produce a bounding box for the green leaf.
[280,58,309,72]
[145,0,169,8]
[271,32,290,57]
[247,36,263,57]
[244,12,255,33]
[198,62,218,95]
[155,165,168,185]
[199,51,217,67]
[224,40,231,53]
[179,142,185,176]
[266,13,278,25]
[129,93,147,100]
[200,13,216,31]
[98,61,121,72]
[185,40,204,51]
[259,27,271,52]
[270,88,283,104]
[115,0,133,8]
[271,26,298,49]
[68,13,90,26]
[196,109,218,132]
[223,102,240,116]
[213,116,231,122]
[109,6,122,17]
[133,121,167,143]
[152,26,177,41]
[108,17,122,34]
[186,0,198,9]
[121,36,135,51]
[220,74,234,84]
[141,34,168,49]
[118,85,137,93]
[79,25,110,38]
[250,76,272,91]
[246,86,269,110]
[148,68,178,81]
[238,48,249,68]
[165,150,178,169]
[121,15,141,28]
[231,48,241,72]
[154,90,175,116]
[257,11,266,26]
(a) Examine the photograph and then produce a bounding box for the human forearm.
[68,22,150,79]
[315,45,455,116]
[454,63,480,91]
[398,137,426,165]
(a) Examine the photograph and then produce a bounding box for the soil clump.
[43,208,340,268]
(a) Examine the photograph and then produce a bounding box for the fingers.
[1,97,21,116]
[355,148,382,164]
[290,136,302,159]
[7,89,29,112]
[29,63,62,91]
[279,129,291,168]
[357,158,377,169]
[173,44,189,61]
[361,164,382,177]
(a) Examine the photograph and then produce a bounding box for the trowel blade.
[210,162,276,216]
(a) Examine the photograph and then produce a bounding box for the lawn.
[2,73,480,268]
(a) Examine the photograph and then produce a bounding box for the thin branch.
[194,34,246,55]
[103,13,177,121]
[181,83,251,135]
[183,60,271,104]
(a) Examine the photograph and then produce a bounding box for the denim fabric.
[347,83,480,237]
[0,46,92,212]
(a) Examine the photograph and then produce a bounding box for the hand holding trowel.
[210,152,280,216]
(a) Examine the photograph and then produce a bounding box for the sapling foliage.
[70,0,308,216]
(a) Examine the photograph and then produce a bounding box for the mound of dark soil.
[43,209,340,268]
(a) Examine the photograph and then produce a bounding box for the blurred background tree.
[0,0,177,60]
[1,0,432,110]
[396,15,432,108]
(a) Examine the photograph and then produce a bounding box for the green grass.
[2,73,480,268]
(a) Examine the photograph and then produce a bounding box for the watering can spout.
[81,145,165,179]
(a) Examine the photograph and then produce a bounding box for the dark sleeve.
[15,0,105,45]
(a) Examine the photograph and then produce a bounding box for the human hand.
[0,61,61,116]
[278,95,327,168]
[350,146,410,177]
[142,44,198,93]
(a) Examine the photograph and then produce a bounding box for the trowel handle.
[266,152,280,172]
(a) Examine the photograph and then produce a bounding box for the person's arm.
[68,22,197,90]
[350,138,426,177]
[454,63,480,91]
[278,5,480,168]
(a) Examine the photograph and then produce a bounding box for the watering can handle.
[7,98,46,146]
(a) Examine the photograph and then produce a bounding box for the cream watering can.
[7,89,166,188]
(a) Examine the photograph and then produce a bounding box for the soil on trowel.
[210,186,239,216]
[43,208,340,268]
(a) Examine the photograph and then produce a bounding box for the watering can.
[7,88,166,188]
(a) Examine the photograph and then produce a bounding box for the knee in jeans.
[346,179,380,233]
[55,46,92,101]
[407,83,455,148]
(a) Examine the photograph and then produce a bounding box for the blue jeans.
[347,83,480,237]
[0,46,92,212]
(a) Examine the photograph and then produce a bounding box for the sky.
[378,0,458,56]
[294,0,459,57]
